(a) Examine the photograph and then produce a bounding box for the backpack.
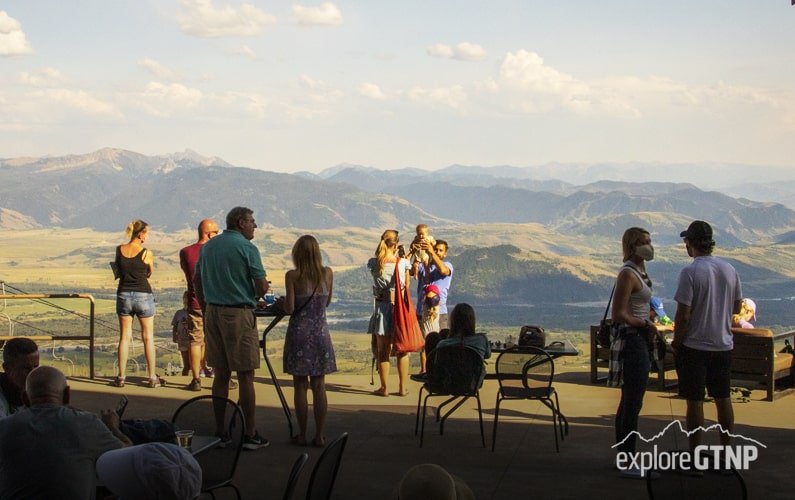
[518,325,546,348]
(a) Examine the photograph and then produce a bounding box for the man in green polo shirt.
[195,206,270,450]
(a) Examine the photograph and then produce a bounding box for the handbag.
[518,325,546,348]
[596,283,616,348]
[391,259,425,353]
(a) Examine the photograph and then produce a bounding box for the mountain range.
[3,148,795,247]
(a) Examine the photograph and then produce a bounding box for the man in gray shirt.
[0,366,129,499]
[673,221,742,456]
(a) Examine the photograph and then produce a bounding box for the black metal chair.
[491,346,568,452]
[283,452,309,500]
[414,343,486,448]
[646,465,748,499]
[306,432,349,500]
[171,395,245,499]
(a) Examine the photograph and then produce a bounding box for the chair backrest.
[647,467,748,499]
[427,343,485,395]
[171,395,245,487]
[283,452,309,500]
[306,432,349,500]
[495,346,553,395]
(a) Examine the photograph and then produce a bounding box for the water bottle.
[264,281,275,306]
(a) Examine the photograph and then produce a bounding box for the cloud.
[177,0,276,38]
[0,11,34,56]
[358,83,386,100]
[292,2,343,26]
[136,82,203,117]
[299,74,343,103]
[406,85,467,110]
[29,89,121,117]
[227,45,257,59]
[19,68,65,88]
[427,42,486,61]
[138,58,181,82]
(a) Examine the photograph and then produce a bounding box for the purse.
[596,283,616,348]
[391,259,425,353]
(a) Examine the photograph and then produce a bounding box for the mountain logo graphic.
[612,419,767,449]
[613,420,765,475]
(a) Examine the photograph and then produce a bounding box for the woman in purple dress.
[283,235,336,447]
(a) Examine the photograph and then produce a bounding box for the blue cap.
[650,296,667,318]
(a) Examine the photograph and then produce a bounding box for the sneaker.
[242,431,270,450]
[410,373,428,382]
[205,367,215,378]
[229,379,239,390]
[187,378,202,392]
[147,376,166,388]
[215,433,233,448]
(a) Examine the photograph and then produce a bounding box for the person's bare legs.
[420,350,427,373]
[212,367,231,436]
[397,352,409,395]
[715,397,734,446]
[310,375,327,445]
[686,400,704,452]
[237,369,257,437]
[376,335,391,395]
[139,315,157,379]
[293,376,309,444]
[200,344,209,373]
[189,344,202,380]
[117,315,133,379]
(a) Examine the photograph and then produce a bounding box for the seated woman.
[436,304,490,359]
[431,304,491,386]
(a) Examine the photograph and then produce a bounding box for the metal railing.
[0,294,96,378]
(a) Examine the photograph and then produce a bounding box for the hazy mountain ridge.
[3,149,795,246]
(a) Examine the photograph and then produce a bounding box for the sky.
[1,1,794,173]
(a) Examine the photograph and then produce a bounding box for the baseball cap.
[680,220,713,241]
[96,443,202,500]
[650,296,667,318]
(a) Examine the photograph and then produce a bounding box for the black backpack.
[518,325,546,348]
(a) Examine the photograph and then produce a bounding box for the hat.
[424,284,441,297]
[424,284,441,307]
[742,298,757,320]
[96,443,202,500]
[680,220,713,241]
[650,296,667,318]
[393,464,475,500]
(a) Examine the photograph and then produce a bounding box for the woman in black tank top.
[113,219,164,388]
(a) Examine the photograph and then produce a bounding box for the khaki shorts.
[187,308,205,346]
[205,305,261,372]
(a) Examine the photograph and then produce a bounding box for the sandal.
[147,376,166,388]
[372,388,389,397]
[398,389,410,397]
[111,376,125,387]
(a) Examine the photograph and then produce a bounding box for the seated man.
[0,366,130,499]
[0,337,39,418]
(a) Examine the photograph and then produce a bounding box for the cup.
[264,292,276,306]
[175,430,194,449]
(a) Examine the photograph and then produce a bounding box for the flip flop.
[398,389,410,397]
[372,388,389,397]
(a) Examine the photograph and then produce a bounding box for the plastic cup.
[175,430,194,448]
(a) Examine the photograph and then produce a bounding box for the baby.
[409,223,436,266]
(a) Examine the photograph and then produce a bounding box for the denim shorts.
[116,291,156,318]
